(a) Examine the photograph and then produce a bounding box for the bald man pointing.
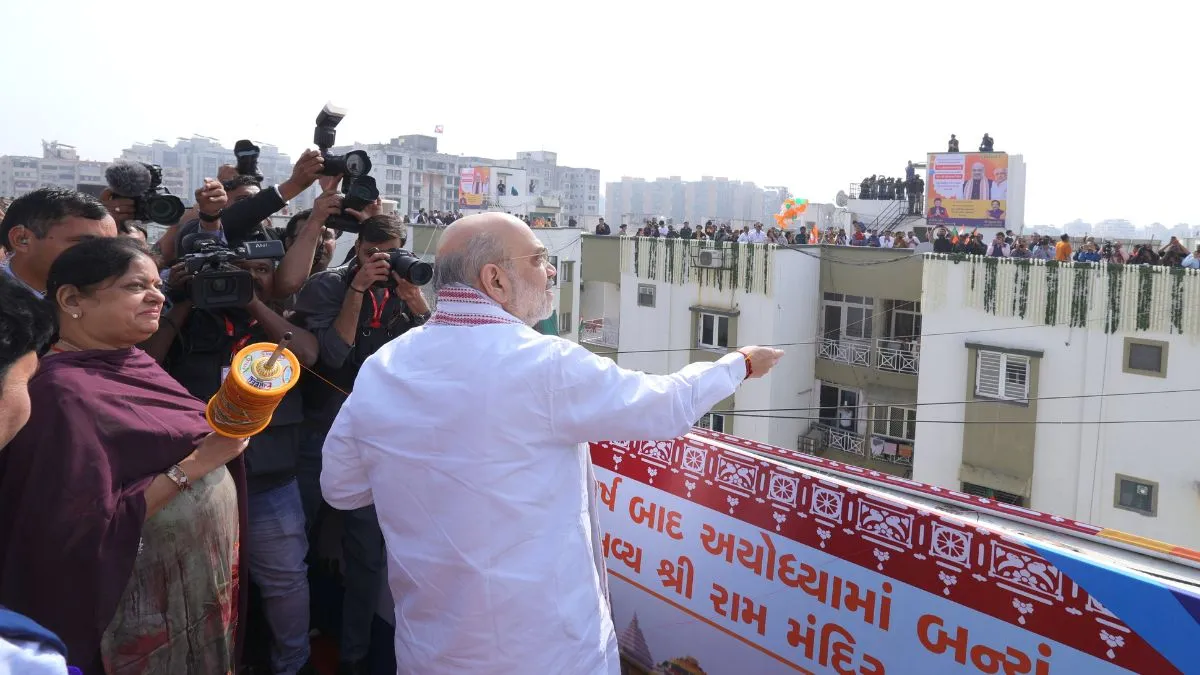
[321,213,783,674]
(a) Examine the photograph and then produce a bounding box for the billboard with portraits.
[926,152,1009,229]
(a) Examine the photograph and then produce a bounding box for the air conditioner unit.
[697,250,725,268]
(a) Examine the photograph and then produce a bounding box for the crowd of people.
[0,143,784,675]
[928,228,1200,266]
[858,161,926,215]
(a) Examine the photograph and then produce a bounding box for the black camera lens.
[388,250,433,286]
[144,194,186,225]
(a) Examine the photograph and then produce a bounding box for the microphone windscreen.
[105,161,152,198]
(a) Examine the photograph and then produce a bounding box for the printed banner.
[458,167,489,208]
[926,152,1009,230]
[592,436,1200,674]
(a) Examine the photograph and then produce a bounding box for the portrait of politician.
[991,167,1007,200]
[987,200,1005,220]
[927,197,948,218]
[959,162,993,200]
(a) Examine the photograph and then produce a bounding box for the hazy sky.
[1,1,1194,226]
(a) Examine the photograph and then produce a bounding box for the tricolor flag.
[434,125,444,134]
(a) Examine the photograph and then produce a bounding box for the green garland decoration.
[1069,265,1090,328]
[970,262,977,291]
[762,244,770,295]
[1170,267,1185,334]
[1105,264,1124,334]
[743,243,754,292]
[725,241,736,292]
[982,257,999,313]
[632,237,640,274]
[1013,259,1031,318]
[665,238,676,284]
[1136,265,1153,330]
[1044,262,1059,325]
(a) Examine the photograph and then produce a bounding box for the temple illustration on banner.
[618,614,708,675]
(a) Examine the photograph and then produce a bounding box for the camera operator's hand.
[318,174,341,193]
[100,188,137,224]
[165,262,194,302]
[344,198,383,224]
[350,251,392,292]
[392,277,430,314]
[280,149,324,201]
[195,179,227,217]
[308,188,343,227]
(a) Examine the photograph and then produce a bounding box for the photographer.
[291,213,429,674]
[147,247,320,675]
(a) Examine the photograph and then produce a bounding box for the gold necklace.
[55,338,85,352]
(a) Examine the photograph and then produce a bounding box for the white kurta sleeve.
[547,344,746,444]
[320,402,374,510]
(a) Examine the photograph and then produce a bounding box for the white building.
[579,236,819,449]
[121,136,295,207]
[914,255,1200,549]
[0,141,111,197]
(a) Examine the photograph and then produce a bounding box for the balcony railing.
[876,339,920,374]
[813,423,865,456]
[818,337,872,367]
[818,337,920,374]
[580,318,619,349]
[811,424,914,466]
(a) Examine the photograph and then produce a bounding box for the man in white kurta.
[321,213,783,675]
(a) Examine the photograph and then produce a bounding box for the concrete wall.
[915,255,1200,549]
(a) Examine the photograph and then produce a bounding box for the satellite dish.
[835,190,849,207]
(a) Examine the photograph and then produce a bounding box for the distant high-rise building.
[120,136,295,207]
[0,141,111,198]
[604,175,783,228]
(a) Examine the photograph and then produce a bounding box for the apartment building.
[121,136,294,206]
[0,141,111,197]
[914,255,1200,549]
[578,235,925,476]
[604,176,781,228]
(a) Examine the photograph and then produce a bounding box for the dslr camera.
[180,234,286,310]
[104,161,186,225]
[313,103,379,234]
[372,248,433,287]
[234,140,263,183]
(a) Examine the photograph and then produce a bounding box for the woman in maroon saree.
[0,237,250,674]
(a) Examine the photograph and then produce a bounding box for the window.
[818,383,860,431]
[821,293,873,341]
[1124,338,1167,377]
[873,406,917,441]
[559,312,572,335]
[961,483,1024,506]
[1114,475,1157,516]
[697,312,730,349]
[698,413,726,433]
[975,350,1029,402]
[560,261,575,283]
[637,284,656,307]
[883,300,922,340]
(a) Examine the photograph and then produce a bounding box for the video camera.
[313,103,379,234]
[234,140,263,183]
[180,234,286,310]
[104,161,187,225]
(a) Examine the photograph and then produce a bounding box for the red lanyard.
[225,316,259,360]
[367,289,391,329]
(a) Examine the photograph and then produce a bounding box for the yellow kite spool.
[206,338,300,438]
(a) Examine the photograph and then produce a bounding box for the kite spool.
[206,332,300,438]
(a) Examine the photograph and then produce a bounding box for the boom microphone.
[104,161,154,198]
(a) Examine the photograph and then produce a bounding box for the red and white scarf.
[427,284,526,327]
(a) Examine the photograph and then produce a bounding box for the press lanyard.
[366,289,391,329]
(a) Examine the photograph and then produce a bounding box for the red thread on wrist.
[739,349,753,378]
